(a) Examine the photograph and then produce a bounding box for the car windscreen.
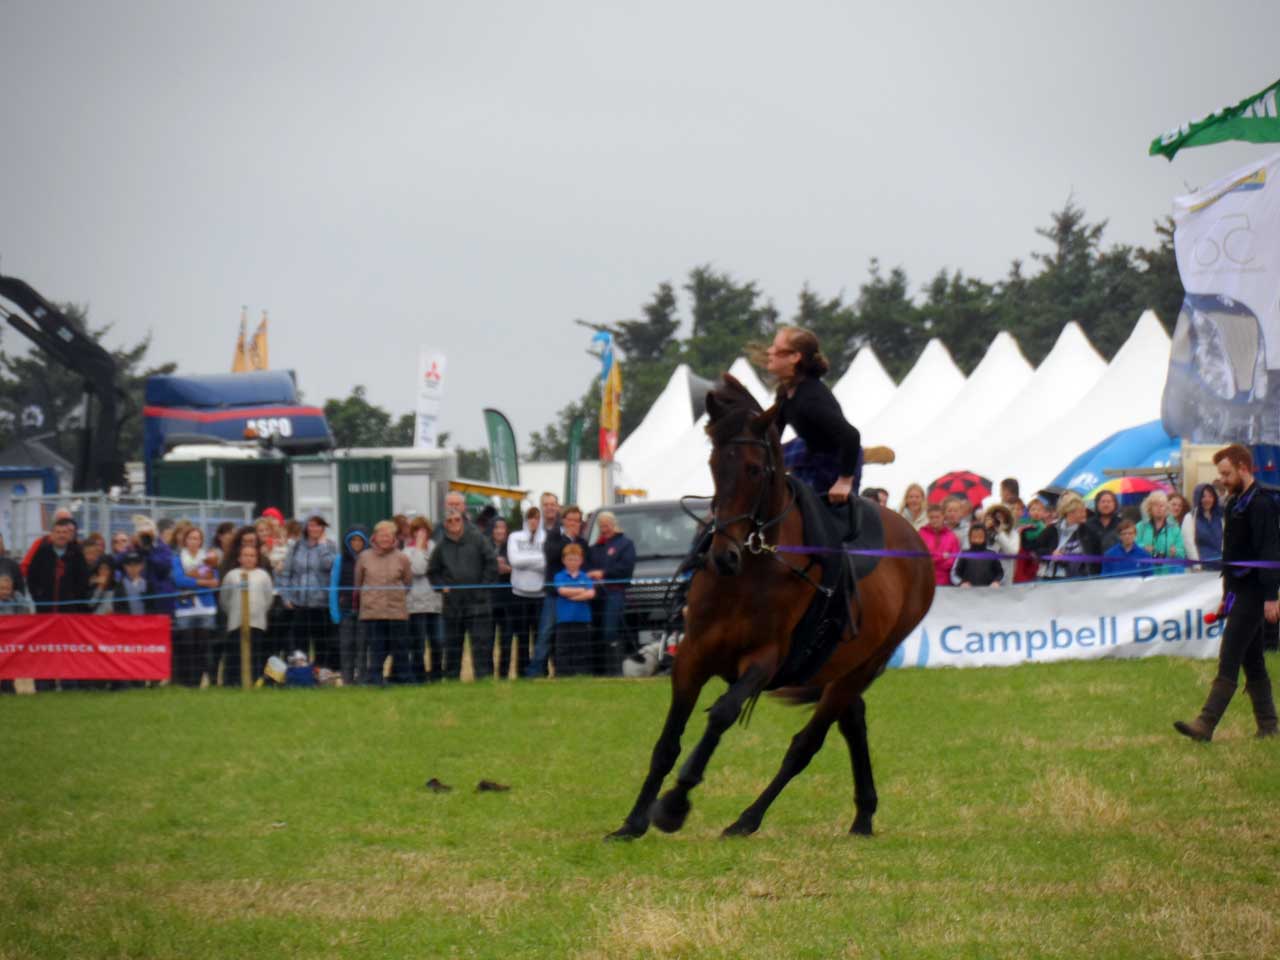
[597,505,705,559]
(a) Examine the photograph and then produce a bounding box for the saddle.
[767,482,885,690]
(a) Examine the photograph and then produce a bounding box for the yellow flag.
[599,357,622,461]
[248,311,269,370]
[231,308,250,372]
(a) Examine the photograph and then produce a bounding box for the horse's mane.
[705,373,772,446]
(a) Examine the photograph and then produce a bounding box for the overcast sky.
[2,1,1278,448]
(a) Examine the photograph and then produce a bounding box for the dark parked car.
[585,498,710,654]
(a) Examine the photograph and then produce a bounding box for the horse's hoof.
[605,820,648,842]
[649,791,691,833]
[850,814,875,836]
[721,817,759,838]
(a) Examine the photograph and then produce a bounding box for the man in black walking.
[1175,444,1279,741]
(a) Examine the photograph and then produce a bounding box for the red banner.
[0,615,171,681]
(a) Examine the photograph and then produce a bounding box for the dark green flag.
[1151,78,1280,161]
[483,408,520,488]
[564,416,585,506]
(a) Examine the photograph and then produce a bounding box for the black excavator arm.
[0,275,126,491]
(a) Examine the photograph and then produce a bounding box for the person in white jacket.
[216,543,275,686]
[503,506,546,679]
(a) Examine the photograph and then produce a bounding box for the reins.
[680,436,831,598]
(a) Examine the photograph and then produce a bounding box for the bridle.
[703,436,798,556]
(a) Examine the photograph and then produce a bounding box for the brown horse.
[608,375,935,840]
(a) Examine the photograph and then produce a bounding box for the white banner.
[414,349,446,450]
[1163,150,1280,442]
[888,573,1224,670]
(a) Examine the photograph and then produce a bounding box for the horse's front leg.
[650,661,771,834]
[606,655,705,841]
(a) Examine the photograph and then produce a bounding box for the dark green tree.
[850,260,924,380]
[322,386,397,448]
[1134,217,1182,330]
[791,285,860,376]
[918,270,1000,374]
[682,265,778,377]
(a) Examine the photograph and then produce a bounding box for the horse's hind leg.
[607,657,705,840]
[650,663,769,834]
[838,695,877,836]
[721,687,846,837]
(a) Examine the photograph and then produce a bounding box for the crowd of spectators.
[892,476,1223,588]
[0,489,639,692]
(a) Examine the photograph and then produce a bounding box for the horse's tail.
[769,685,823,706]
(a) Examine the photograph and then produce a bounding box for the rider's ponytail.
[781,326,830,380]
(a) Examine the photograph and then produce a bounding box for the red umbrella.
[928,470,992,507]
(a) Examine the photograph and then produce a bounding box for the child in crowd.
[112,552,151,614]
[918,503,961,586]
[88,558,118,614]
[1015,497,1059,582]
[951,524,1004,588]
[0,573,34,614]
[1103,519,1152,577]
[217,543,274,685]
[943,496,972,545]
[552,543,595,676]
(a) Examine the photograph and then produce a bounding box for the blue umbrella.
[1051,421,1180,494]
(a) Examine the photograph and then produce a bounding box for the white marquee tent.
[615,363,696,489]
[832,347,896,427]
[620,357,771,500]
[861,338,966,454]
[981,310,1172,497]
[872,331,1033,497]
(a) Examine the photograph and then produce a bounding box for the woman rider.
[765,326,863,506]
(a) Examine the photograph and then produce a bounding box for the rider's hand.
[1266,600,1279,624]
[828,476,853,505]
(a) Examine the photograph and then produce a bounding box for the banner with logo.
[564,416,585,507]
[889,573,1222,670]
[414,349,446,449]
[1150,77,1280,161]
[483,408,520,487]
[0,615,171,681]
[1160,150,1280,444]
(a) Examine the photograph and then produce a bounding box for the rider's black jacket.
[775,378,862,477]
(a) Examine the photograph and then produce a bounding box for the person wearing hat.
[113,551,154,615]
[277,515,338,671]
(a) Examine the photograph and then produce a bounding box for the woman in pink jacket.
[916,502,960,586]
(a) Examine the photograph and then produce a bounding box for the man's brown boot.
[1244,681,1279,739]
[1174,678,1237,742]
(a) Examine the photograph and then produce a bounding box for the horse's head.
[704,374,781,576]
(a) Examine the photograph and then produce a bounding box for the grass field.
[2,654,1278,959]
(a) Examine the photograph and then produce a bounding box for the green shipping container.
[337,458,393,534]
[151,460,222,500]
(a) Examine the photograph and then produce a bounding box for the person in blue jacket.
[586,511,636,676]
[1103,519,1152,577]
[328,525,368,685]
